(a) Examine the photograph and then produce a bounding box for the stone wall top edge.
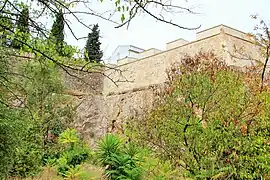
[143,48,162,52]
[167,38,189,44]
[196,24,247,36]
[117,57,137,61]
[108,33,222,68]
[224,32,254,44]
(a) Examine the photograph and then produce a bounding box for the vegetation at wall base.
[1,50,269,179]
[0,45,76,178]
[127,52,270,180]
[1,1,270,179]
[96,134,142,180]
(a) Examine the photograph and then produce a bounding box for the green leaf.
[121,14,125,23]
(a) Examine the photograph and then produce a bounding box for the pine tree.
[12,7,30,49]
[84,24,103,63]
[50,10,64,56]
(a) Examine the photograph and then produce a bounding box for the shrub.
[128,52,270,179]
[55,129,91,176]
[62,165,88,180]
[8,114,43,178]
[0,105,21,178]
[96,134,143,180]
[0,47,74,179]
[138,149,184,180]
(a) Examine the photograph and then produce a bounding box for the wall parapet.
[103,27,261,95]
[196,24,250,41]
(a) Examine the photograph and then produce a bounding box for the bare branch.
[133,0,200,30]
[0,0,8,13]
[63,11,119,25]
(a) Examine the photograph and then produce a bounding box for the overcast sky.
[63,0,270,63]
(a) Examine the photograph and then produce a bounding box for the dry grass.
[8,164,104,180]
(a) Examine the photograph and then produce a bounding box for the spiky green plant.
[97,134,142,180]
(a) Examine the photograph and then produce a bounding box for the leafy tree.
[17,59,75,155]
[0,47,20,178]
[0,47,42,178]
[50,10,65,56]
[0,45,75,178]
[12,6,30,49]
[84,24,103,63]
[9,115,43,177]
[128,52,270,179]
[0,104,20,178]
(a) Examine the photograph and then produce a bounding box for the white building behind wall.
[108,45,144,64]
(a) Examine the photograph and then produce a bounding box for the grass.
[8,164,104,180]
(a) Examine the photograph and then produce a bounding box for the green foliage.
[62,165,89,180]
[12,6,30,50]
[96,134,181,180]
[59,128,80,144]
[7,58,74,177]
[52,129,91,176]
[0,104,19,178]
[0,111,43,178]
[137,149,184,180]
[9,115,43,177]
[0,14,14,46]
[18,59,74,138]
[128,52,270,179]
[0,46,75,178]
[0,47,41,178]
[62,42,76,58]
[50,10,65,56]
[84,24,103,63]
[42,130,93,180]
[97,134,142,180]
[48,10,76,58]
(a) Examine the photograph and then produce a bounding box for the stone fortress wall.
[72,25,264,145]
[104,25,262,94]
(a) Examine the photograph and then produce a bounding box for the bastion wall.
[70,25,263,145]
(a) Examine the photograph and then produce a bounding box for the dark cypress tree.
[84,24,103,63]
[12,7,30,49]
[50,10,64,56]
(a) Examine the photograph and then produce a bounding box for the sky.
[63,0,270,64]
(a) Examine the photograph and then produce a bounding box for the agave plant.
[96,134,142,180]
[97,134,122,166]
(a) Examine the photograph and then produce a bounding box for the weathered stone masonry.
[70,25,264,145]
